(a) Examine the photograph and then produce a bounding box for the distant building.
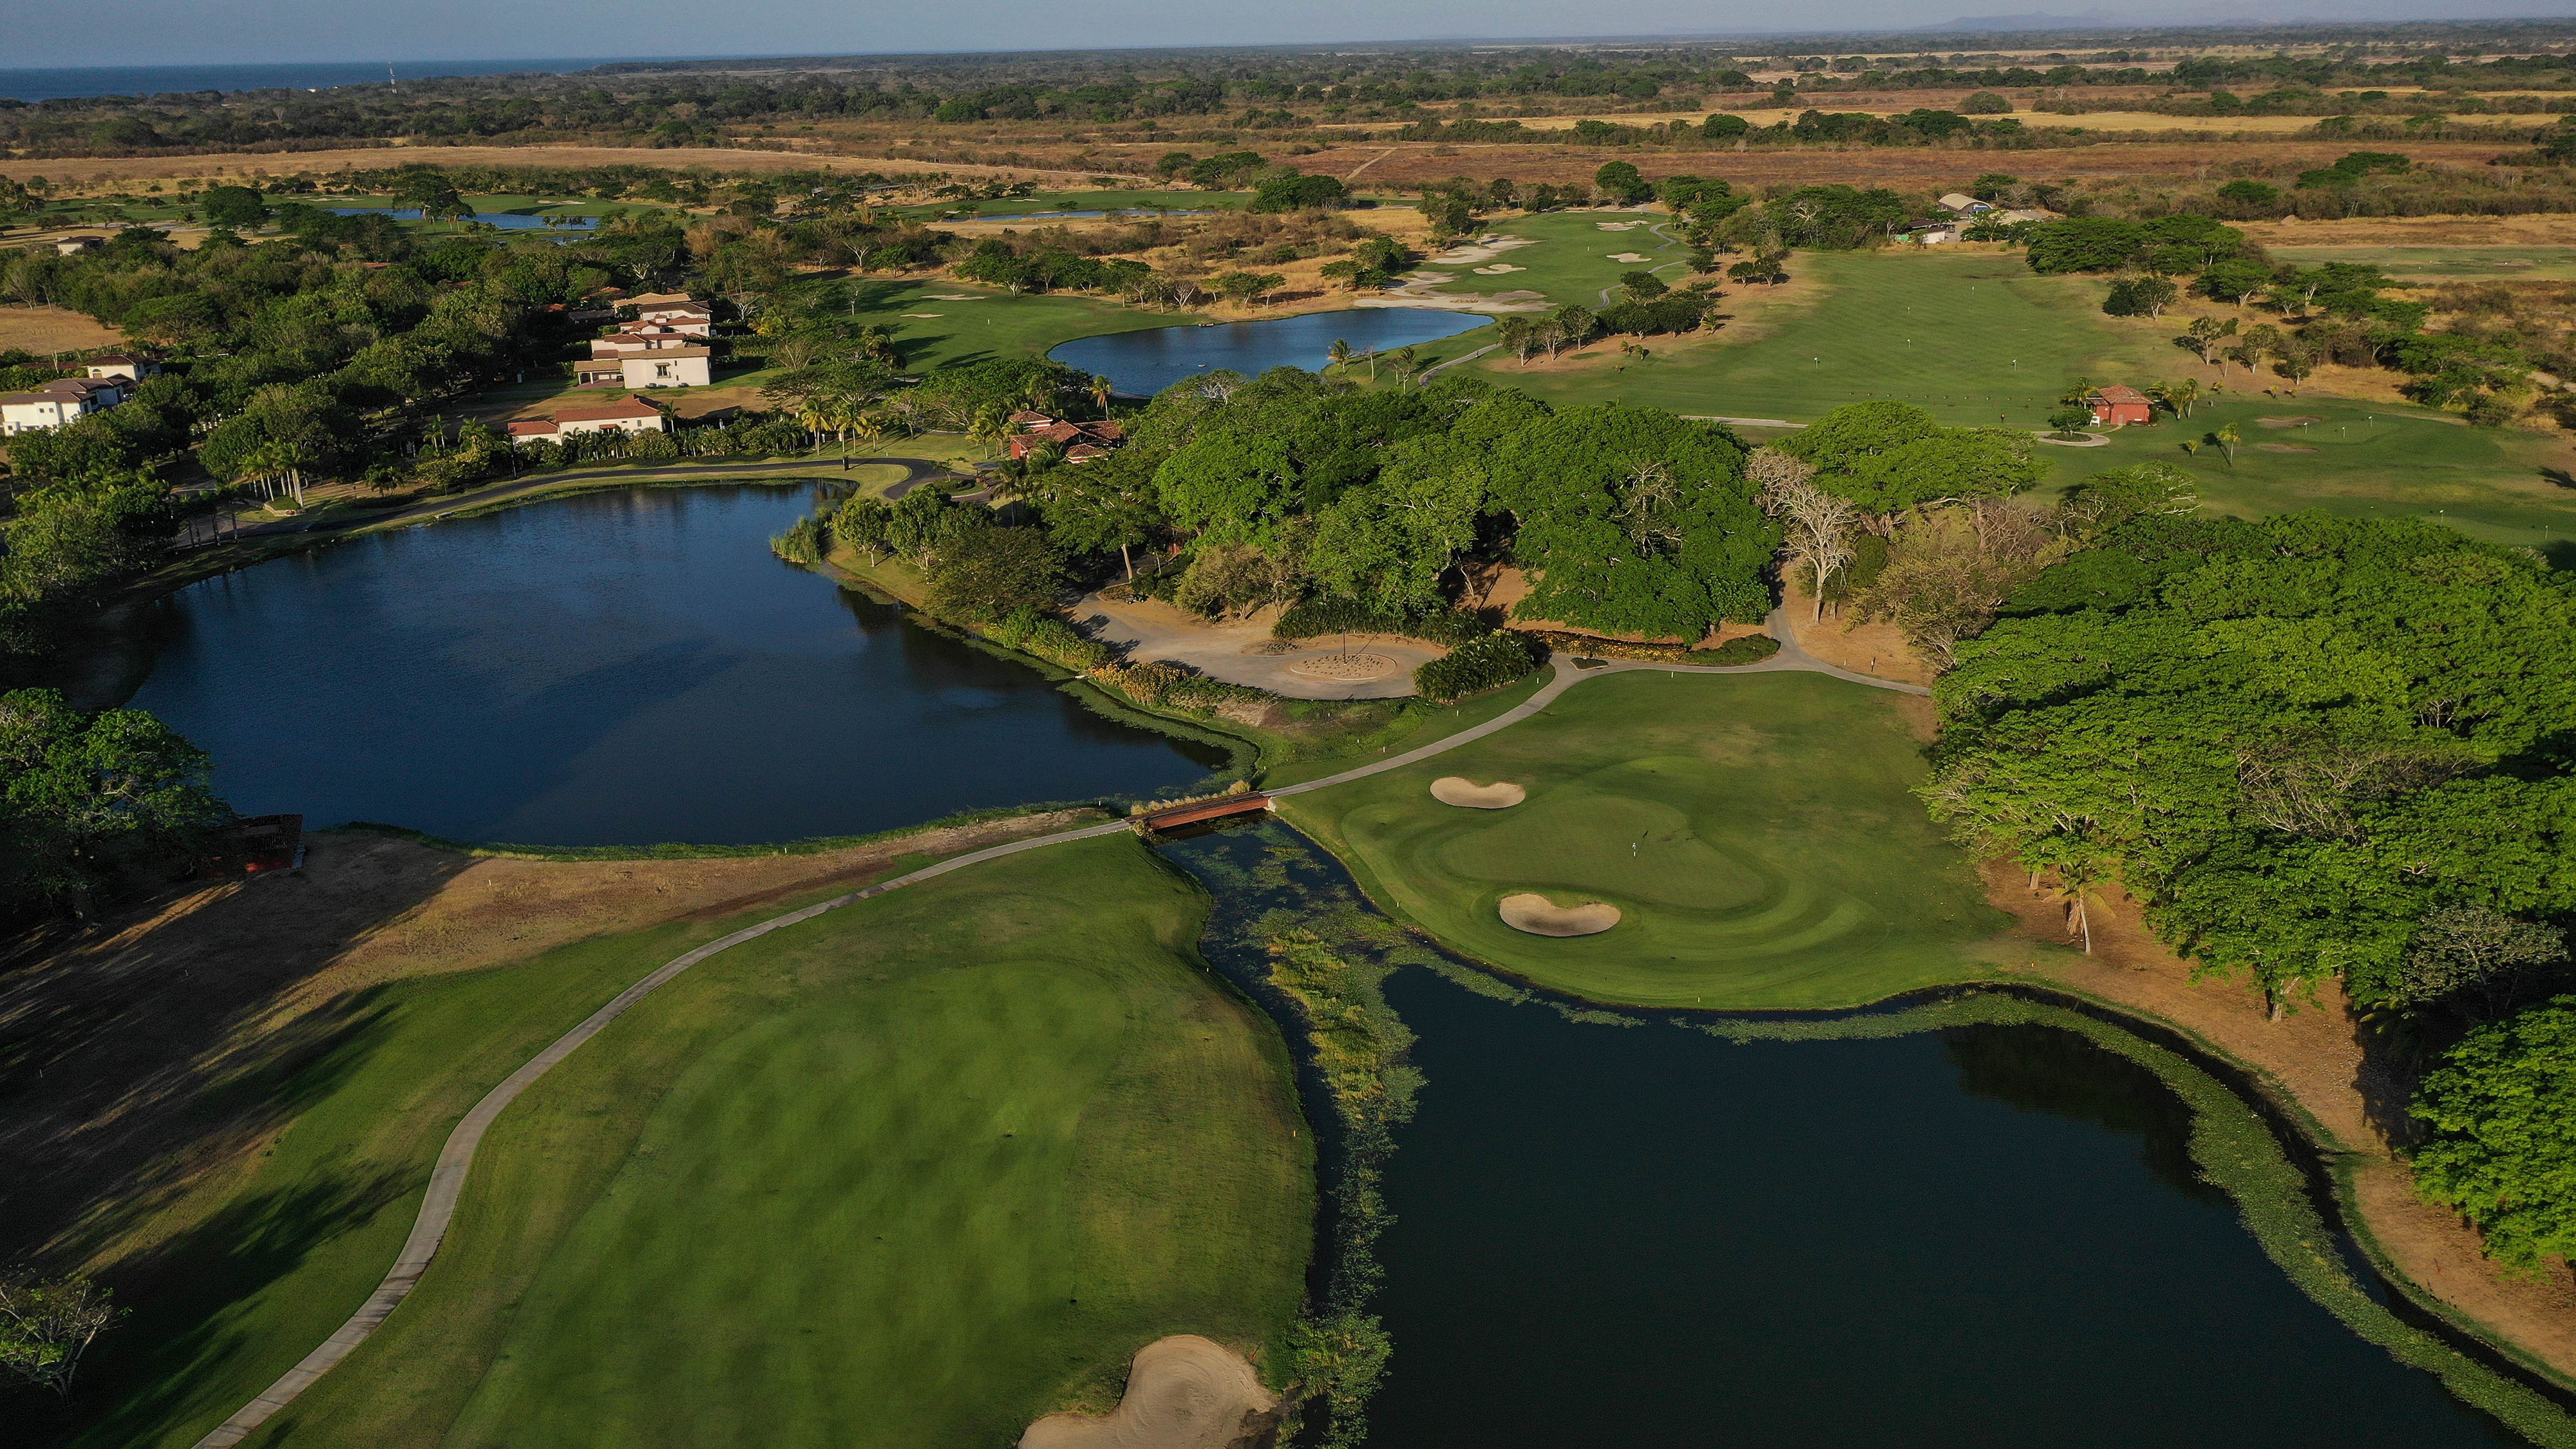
[1937,193,1994,216]
[1994,208,2057,225]
[84,352,159,383]
[2089,384,2154,426]
[1906,221,1960,245]
[590,325,706,357]
[0,376,124,434]
[506,419,563,442]
[51,236,102,255]
[1009,418,1124,462]
[632,300,713,336]
[553,397,669,436]
[623,348,710,388]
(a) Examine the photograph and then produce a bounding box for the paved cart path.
[190,610,1922,1448]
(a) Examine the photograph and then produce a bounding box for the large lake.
[119,485,1224,846]
[1156,819,2530,1449]
[1050,307,1491,396]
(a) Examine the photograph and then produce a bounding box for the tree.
[1750,448,1856,622]
[1618,269,1668,303]
[1781,401,2041,520]
[1593,160,1653,205]
[2103,276,2179,318]
[2046,402,2095,437]
[2273,337,2318,393]
[199,184,269,229]
[2064,461,2197,532]
[2152,377,2203,419]
[118,292,222,350]
[1327,339,1354,375]
[388,168,473,222]
[1726,251,1788,287]
[0,1276,122,1396]
[1037,453,1165,578]
[2213,422,2242,466]
[923,526,1066,623]
[1964,91,2014,114]
[1153,431,1299,547]
[2389,908,2569,1015]
[1214,270,1286,304]
[0,690,232,920]
[2412,997,2576,1269]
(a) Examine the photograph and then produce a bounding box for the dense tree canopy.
[1779,401,2043,516]
[1927,514,2576,1009]
[0,689,232,920]
[2412,996,2576,1269]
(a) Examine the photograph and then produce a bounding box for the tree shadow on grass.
[10,1163,415,1449]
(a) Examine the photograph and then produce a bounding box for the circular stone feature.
[1432,777,1527,809]
[1289,652,1398,681]
[1499,893,1622,937]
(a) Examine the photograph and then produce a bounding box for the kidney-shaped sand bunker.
[1431,777,1526,808]
[1499,892,1622,937]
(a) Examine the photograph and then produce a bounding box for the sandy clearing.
[1077,593,1441,700]
[1431,777,1526,808]
[1499,893,1621,937]
[2257,415,2326,428]
[1983,862,2576,1381]
[1020,1336,1281,1449]
[0,304,125,354]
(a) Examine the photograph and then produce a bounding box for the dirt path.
[1075,596,1444,701]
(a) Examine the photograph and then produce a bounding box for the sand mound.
[2257,415,2324,428]
[1288,652,1397,681]
[1021,1336,1281,1449]
[1472,264,1526,274]
[1432,777,1526,808]
[1499,893,1621,936]
[1606,252,1652,263]
[1596,221,1645,231]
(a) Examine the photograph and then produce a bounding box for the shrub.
[1274,599,1491,647]
[1683,634,1782,665]
[923,526,1065,623]
[1414,631,1542,702]
[770,514,827,566]
[985,605,1114,671]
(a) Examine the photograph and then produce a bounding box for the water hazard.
[115,484,1225,846]
[1155,817,2526,1448]
[1050,307,1491,397]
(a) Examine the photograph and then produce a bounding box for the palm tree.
[2153,377,2201,419]
[2215,422,2242,467]
[1089,374,1113,420]
[1327,339,1354,375]
[2047,862,2116,954]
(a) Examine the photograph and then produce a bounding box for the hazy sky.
[6,0,2574,69]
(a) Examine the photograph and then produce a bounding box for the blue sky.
[5,0,2573,69]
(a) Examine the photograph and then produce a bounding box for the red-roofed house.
[553,397,668,436]
[1008,419,1124,462]
[507,419,562,441]
[2089,385,2154,426]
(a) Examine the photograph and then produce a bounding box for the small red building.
[2090,384,2154,426]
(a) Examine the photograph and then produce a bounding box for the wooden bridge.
[1136,793,1274,831]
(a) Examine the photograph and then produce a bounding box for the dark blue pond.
[1050,307,1491,396]
[119,485,1225,846]
[325,206,598,232]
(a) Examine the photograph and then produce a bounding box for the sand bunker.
[1596,221,1645,231]
[925,294,983,301]
[1499,893,1622,937]
[1289,652,1398,681]
[1431,777,1526,808]
[1472,264,1526,275]
[2257,415,2324,428]
[1607,252,1652,263]
[1021,1336,1281,1449]
[902,312,942,317]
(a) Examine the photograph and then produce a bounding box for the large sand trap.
[1431,777,1526,808]
[1021,1336,1282,1449]
[1499,893,1622,937]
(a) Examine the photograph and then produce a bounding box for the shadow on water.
[1156,816,2541,1449]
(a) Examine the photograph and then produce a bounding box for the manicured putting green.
[245,837,1311,1449]
[1418,211,1685,307]
[1280,671,2011,1009]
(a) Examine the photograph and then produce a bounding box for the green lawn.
[2264,244,2576,281]
[1413,210,1687,308]
[242,836,1310,1449]
[2036,394,2576,560]
[1278,670,2011,1010]
[845,278,1202,374]
[1476,249,2178,426]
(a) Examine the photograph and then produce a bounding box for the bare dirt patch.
[1077,594,1440,701]
[1981,860,2576,1381]
[1020,1335,1281,1449]
[2258,415,2327,428]
[2241,213,2576,248]
[1499,893,1621,937]
[2256,442,2320,453]
[1780,583,1937,688]
[1430,777,1526,808]
[0,303,124,354]
[0,811,1097,1269]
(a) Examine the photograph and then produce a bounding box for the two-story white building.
[0,375,126,435]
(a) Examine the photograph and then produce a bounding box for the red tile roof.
[2092,384,2152,405]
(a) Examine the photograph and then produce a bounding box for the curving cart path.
[189,610,1922,1448]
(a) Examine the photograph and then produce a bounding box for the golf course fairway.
[247,835,1311,1449]
[1278,670,2012,1009]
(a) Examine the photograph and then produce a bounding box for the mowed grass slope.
[852,278,1200,375]
[1417,210,1684,307]
[249,836,1311,1449]
[1481,249,2177,426]
[1280,671,2009,1009]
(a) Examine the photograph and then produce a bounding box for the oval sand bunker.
[1499,893,1621,937]
[1020,1334,1281,1449]
[1432,777,1526,808]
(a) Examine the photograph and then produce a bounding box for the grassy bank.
[251,834,1309,1449]
[1277,670,2011,1009]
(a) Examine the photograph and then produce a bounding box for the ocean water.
[0,59,643,103]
